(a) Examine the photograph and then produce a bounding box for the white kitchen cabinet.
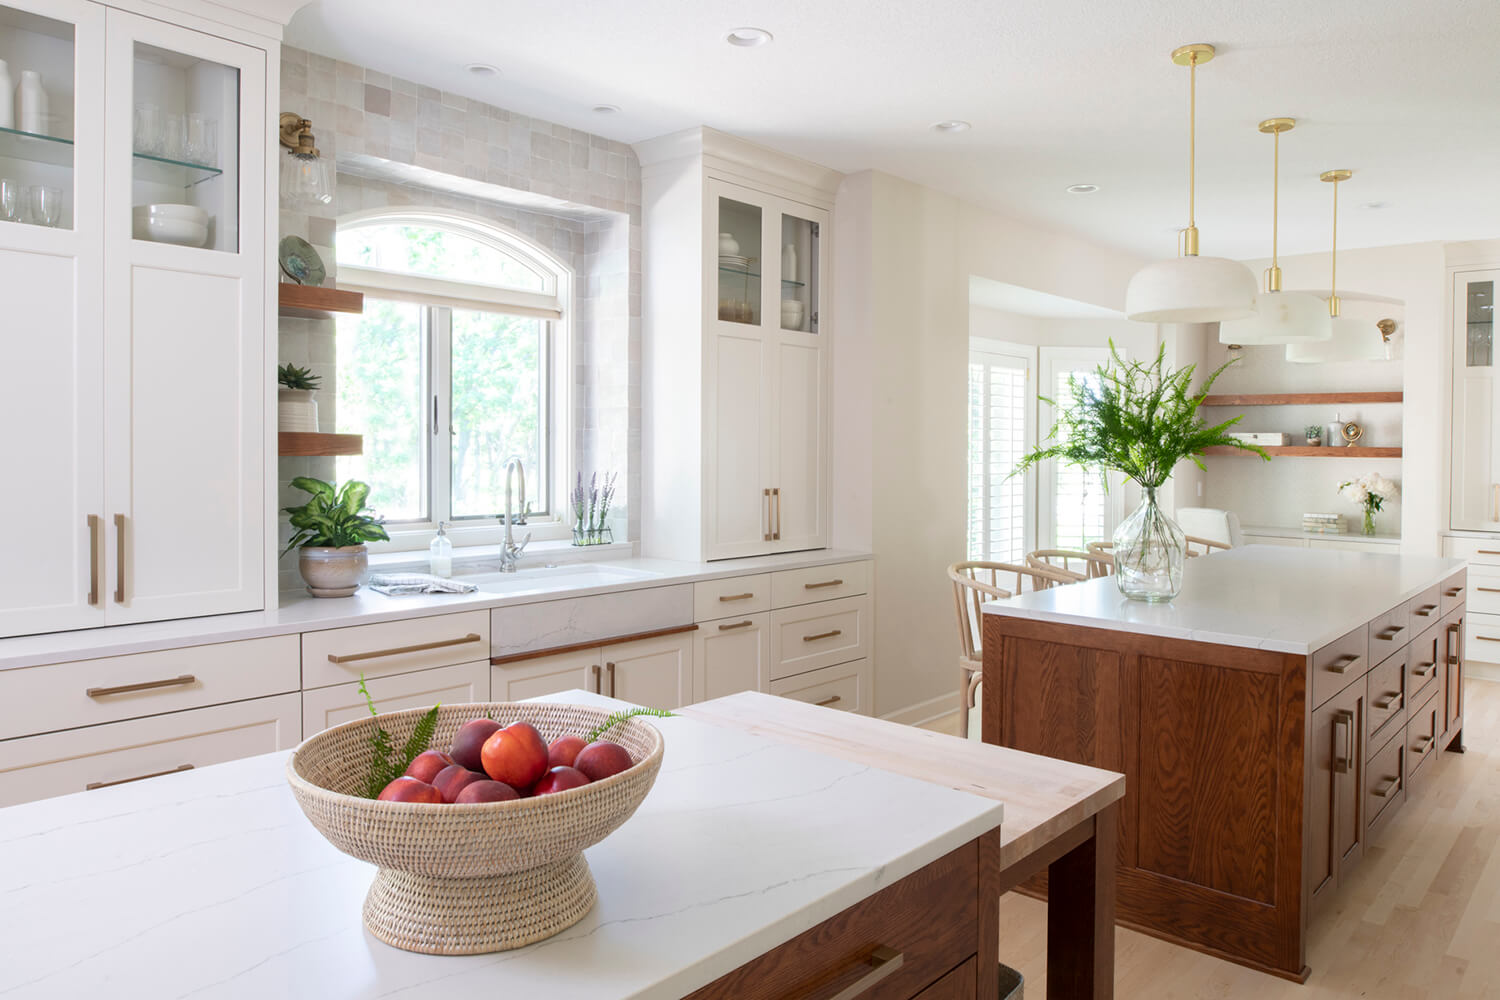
[1450,268,1500,531]
[302,660,489,736]
[693,612,770,703]
[768,658,871,715]
[491,648,602,702]
[603,632,693,709]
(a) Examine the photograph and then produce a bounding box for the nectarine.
[454,779,520,803]
[404,749,456,785]
[574,740,633,781]
[450,718,502,772]
[533,765,590,795]
[432,764,486,803]
[480,721,549,790]
[548,734,587,769]
[377,776,443,804]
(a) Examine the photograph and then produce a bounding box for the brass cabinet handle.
[1477,587,1500,594]
[1474,634,1499,643]
[1327,653,1361,674]
[86,763,193,791]
[113,513,126,604]
[327,633,482,663]
[1372,775,1399,799]
[87,674,196,698]
[1333,709,1354,773]
[772,487,781,541]
[1375,625,1405,641]
[804,579,845,590]
[86,514,101,606]
[1412,661,1437,678]
[718,620,754,631]
[1448,586,1466,596]
[1412,734,1434,755]
[718,592,755,602]
[1479,550,1500,556]
[1414,603,1438,617]
[803,629,843,643]
[606,661,616,697]
[1373,692,1402,711]
[591,663,602,693]
[763,488,772,542]
[815,694,842,707]
[813,945,904,1000]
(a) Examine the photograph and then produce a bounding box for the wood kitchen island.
[982,545,1469,981]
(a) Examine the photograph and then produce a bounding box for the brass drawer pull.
[1333,709,1354,773]
[718,592,755,602]
[1447,587,1466,596]
[327,633,482,663]
[1414,603,1438,617]
[763,488,772,543]
[1412,734,1434,755]
[1372,775,1399,799]
[606,661,616,697]
[1375,625,1404,641]
[1475,634,1500,643]
[1412,661,1437,678]
[113,513,126,604]
[87,674,197,698]
[815,694,842,707]
[1477,587,1500,594]
[86,763,193,791]
[804,579,845,590]
[1373,692,1402,711]
[591,663,601,693]
[1326,653,1360,674]
[803,629,843,643]
[718,620,754,631]
[815,945,903,1000]
[87,514,101,607]
[772,487,781,542]
[1479,549,1500,556]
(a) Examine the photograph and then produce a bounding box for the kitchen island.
[0,690,1123,1000]
[981,545,1469,982]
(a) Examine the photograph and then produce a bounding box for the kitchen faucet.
[500,457,530,572]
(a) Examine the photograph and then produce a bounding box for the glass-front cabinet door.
[778,210,820,334]
[1451,269,1500,530]
[716,194,762,326]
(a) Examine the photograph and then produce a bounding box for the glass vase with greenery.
[1014,343,1268,601]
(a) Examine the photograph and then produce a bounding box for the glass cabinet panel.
[1466,279,1494,368]
[0,6,75,230]
[717,196,761,325]
[779,212,819,333]
[131,41,238,252]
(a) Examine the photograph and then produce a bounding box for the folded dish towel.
[367,573,478,596]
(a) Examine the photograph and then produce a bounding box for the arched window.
[331,210,569,538]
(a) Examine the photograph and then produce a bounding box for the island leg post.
[1045,801,1117,1000]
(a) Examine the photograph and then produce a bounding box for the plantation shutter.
[1046,363,1110,550]
[967,349,1031,562]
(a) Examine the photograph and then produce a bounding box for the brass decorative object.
[1341,420,1364,447]
[279,112,320,156]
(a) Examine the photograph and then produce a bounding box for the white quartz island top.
[0,691,1003,1000]
[983,545,1464,655]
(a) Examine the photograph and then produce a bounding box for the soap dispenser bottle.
[429,522,452,578]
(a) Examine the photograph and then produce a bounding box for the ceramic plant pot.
[298,544,368,597]
[278,387,319,432]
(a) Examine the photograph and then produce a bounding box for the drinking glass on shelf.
[27,185,60,227]
[163,112,185,160]
[134,102,162,155]
[0,179,19,223]
[184,113,217,166]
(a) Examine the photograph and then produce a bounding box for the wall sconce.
[1377,318,1402,361]
[279,112,332,208]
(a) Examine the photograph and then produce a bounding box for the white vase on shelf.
[781,243,797,283]
[16,70,45,135]
[0,62,13,130]
[718,232,740,257]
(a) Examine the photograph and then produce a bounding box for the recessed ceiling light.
[465,63,500,78]
[593,104,621,115]
[726,26,773,47]
[932,120,971,133]
[1066,183,1100,194]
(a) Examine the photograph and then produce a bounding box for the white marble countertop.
[1241,523,1401,545]
[0,549,871,671]
[0,690,1001,1000]
[983,545,1464,654]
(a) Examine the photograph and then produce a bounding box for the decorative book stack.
[1302,513,1346,534]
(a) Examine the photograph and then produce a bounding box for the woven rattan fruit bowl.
[286,701,664,955]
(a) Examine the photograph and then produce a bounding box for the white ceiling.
[969,277,1122,318]
[285,0,1500,261]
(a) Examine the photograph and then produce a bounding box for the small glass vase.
[571,525,613,547]
[1362,507,1377,536]
[1112,487,1186,602]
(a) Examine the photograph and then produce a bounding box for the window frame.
[334,209,574,552]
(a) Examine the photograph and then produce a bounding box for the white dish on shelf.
[132,203,209,247]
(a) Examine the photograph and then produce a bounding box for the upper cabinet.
[0,0,271,638]
[640,128,838,562]
[1450,268,1500,531]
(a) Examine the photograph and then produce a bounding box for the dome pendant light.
[1220,118,1332,345]
[1286,170,1387,363]
[1125,44,1257,324]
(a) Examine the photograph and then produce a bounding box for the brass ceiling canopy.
[279,112,320,159]
[1171,43,1216,67]
[1321,169,1353,316]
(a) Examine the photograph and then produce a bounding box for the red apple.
[450,718,502,772]
[403,749,456,785]
[548,734,587,769]
[455,779,520,804]
[533,765,590,795]
[480,721,549,790]
[432,764,487,803]
[574,740,633,782]
[377,776,443,804]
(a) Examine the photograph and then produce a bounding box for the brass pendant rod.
[1271,127,1279,273]
[1320,169,1352,317]
[1187,51,1197,231]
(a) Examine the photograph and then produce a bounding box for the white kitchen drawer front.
[1467,566,1500,615]
[769,658,872,716]
[770,560,870,608]
[1444,536,1500,566]
[693,574,771,621]
[770,595,870,680]
[302,661,489,737]
[302,611,490,689]
[1464,611,1500,664]
[0,693,300,807]
[492,648,602,702]
[0,635,299,741]
[694,612,771,701]
[1242,533,1307,549]
[490,585,693,659]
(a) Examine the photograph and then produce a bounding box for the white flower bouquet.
[1338,473,1399,535]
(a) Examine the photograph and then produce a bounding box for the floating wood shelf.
[1202,445,1402,458]
[278,432,363,457]
[278,284,364,319]
[1200,391,1403,407]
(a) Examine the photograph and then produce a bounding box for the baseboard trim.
[880,691,959,728]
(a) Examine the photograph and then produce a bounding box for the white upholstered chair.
[1176,507,1243,549]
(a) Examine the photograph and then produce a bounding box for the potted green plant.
[283,477,390,597]
[1305,424,1323,447]
[1014,343,1268,602]
[278,363,321,432]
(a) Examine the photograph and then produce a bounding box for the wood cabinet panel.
[1136,656,1278,905]
[1308,678,1364,909]
[1443,608,1465,748]
[683,841,977,1000]
[1365,648,1407,751]
[996,636,1123,772]
[1367,602,1411,670]
[913,957,977,1000]
[1406,687,1441,795]
[1409,584,1443,632]
[1442,569,1467,616]
[1365,726,1406,839]
[1311,626,1368,709]
[1408,620,1442,710]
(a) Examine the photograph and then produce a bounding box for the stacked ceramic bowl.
[132,203,210,247]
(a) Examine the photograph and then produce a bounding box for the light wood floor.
[917,678,1500,997]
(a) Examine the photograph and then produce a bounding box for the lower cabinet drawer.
[1366,649,1407,750]
[1367,603,1411,671]
[684,841,978,1000]
[1406,688,1442,794]
[769,658,872,716]
[492,649,599,702]
[771,560,871,608]
[1407,583,1444,633]
[1464,611,1500,664]
[302,661,490,737]
[0,634,300,741]
[1311,625,1369,709]
[770,596,870,681]
[914,957,978,1000]
[0,693,301,807]
[1408,620,1442,709]
[1442,569,1467,616]
[1366,725,1406,838]
[302,610,490,689]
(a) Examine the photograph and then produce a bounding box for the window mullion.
[430,306,454,526]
